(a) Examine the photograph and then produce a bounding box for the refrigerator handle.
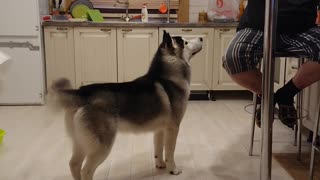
[0,41,39,51]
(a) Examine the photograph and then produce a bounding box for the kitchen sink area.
[102,17,177,24]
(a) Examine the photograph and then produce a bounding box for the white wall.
[189,0,209,23]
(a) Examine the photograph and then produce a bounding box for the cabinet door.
[285,58,299,83]
[274,58,286,91]
[212,28,244,90]
[159,28,214,90]
[44,26,75,89]
[117,28,158,82]
[301,82,320,134]
[74,27,117,87]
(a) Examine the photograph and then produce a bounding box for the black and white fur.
[48,30,203,180]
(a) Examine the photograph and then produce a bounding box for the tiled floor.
[0,99,312,180]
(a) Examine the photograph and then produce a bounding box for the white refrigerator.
[0,0,45,104]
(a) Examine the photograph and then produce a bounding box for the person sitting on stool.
[223,0,320,128]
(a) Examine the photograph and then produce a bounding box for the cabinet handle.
[122,29,132,32]
[291,65,299,69]
[56,27,68,31]
[100,28,111,32]
[219,28,230,32]
[182,29,192,32]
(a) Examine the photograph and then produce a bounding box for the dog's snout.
[199,37,203,42]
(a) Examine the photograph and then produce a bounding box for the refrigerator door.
[0,0,40,36]
[0,38,44,104]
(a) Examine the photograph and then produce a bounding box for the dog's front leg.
[154,130,166,169]
[165,127,182,175]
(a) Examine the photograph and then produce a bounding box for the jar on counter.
[198,10,208,23]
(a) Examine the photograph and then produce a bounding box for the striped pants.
[223,27,320,74]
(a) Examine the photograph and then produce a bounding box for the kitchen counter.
[42,20,238,28]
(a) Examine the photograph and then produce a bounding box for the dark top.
[237,0,318,34]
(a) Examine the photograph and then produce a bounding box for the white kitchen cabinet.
[212,27,244,90]
[302,82,320,135]
[74,27,117,87]
[159,28,214,90]
[274,58,286,91]
[44,26,76,89]
[284,58,299,83]
[117,28,158,82]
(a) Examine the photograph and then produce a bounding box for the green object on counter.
[87,10,104,22]
[71,4,90,18]
[0,129,6,144]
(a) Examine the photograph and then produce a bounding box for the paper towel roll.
[0,51,11,64]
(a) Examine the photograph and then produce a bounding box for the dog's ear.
[162,30,173,48]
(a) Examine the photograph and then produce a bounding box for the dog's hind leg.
[64,109,85,180]
[73,107,117,180]
[154,130,166,169]
[81,146,111,180]
[69,143,85,180]
[165,127,182,175]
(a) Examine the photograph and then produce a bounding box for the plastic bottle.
[141,3,149,23]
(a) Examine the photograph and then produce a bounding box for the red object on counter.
[42,15,52,21]
[132,15,142,20]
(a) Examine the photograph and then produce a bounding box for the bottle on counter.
[198,10,208,23]
[141,3,149,23]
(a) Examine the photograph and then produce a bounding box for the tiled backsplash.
[189,0,209,23]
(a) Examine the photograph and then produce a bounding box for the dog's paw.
[169,167,182,175]
[155,160,166,169]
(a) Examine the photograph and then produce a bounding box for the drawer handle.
[182,29,192,32]
[291,65,299,69]
[122,29,132,32]
[100,28,111,32]
[56,27,68,31]
[219,28,230,32]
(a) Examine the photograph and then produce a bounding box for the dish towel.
[0,51,11,64]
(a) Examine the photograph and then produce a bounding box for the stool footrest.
[313,143,320,152]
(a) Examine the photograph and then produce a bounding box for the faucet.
[117,0,133,22]
[167,0,170,23]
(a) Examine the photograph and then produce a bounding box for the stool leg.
[294,124,298,146]
[309,103,320,180]
[297,58,304,161]
[297,90,303,161]
[249,94,258,156]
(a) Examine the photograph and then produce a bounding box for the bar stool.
[248,52,306,161]
[309,102,320,180]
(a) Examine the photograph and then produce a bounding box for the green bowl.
[0,129,6,144]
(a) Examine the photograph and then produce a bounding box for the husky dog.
[49,30,202,180]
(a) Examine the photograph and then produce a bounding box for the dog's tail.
[47,78,83,111]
